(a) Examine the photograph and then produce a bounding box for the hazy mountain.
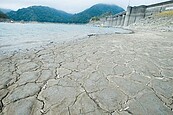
[70,4,124,23]
[7,4,124,23]
[0,8,13,13]
[7,6,72,23]
[0,11,8,19]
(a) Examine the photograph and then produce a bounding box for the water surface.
[0,23,130,54]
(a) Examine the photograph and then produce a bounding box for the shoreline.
[0,25,133,56]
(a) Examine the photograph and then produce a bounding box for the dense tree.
[0,11,8,19]
[70,4,124,23]
[7,6,72,23]
[7,4,124,23]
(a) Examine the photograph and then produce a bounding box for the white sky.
[0,0,168,13]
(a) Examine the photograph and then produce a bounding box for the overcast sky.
[0,0,168,13]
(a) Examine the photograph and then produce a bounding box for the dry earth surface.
[0,15,173,115]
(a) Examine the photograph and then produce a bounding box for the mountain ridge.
[7,6,72,23]
[0,8,12,13]
[70,3,124,23]
[7,4,124,23]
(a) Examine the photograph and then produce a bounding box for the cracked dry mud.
[0,30,173,115]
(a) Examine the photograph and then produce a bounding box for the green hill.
[70,4,124,23]
[7,6,72,23]
[7,4,124,23]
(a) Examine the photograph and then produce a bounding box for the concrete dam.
[93,0,173,27]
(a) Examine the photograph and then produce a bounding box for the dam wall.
[97,0,173,27]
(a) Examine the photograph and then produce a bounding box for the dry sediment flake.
[3,83,40,105]
[16,71,40,86]
[126,90,173,115]
[37,69,53,83]
[151,79,173,109]
[16,62,39,74]
[68,93,106,114]
[2,96,39,115]
[37,79,83,114]
[0,72,15,90]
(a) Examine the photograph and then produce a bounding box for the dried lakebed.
[0,30,173,115]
